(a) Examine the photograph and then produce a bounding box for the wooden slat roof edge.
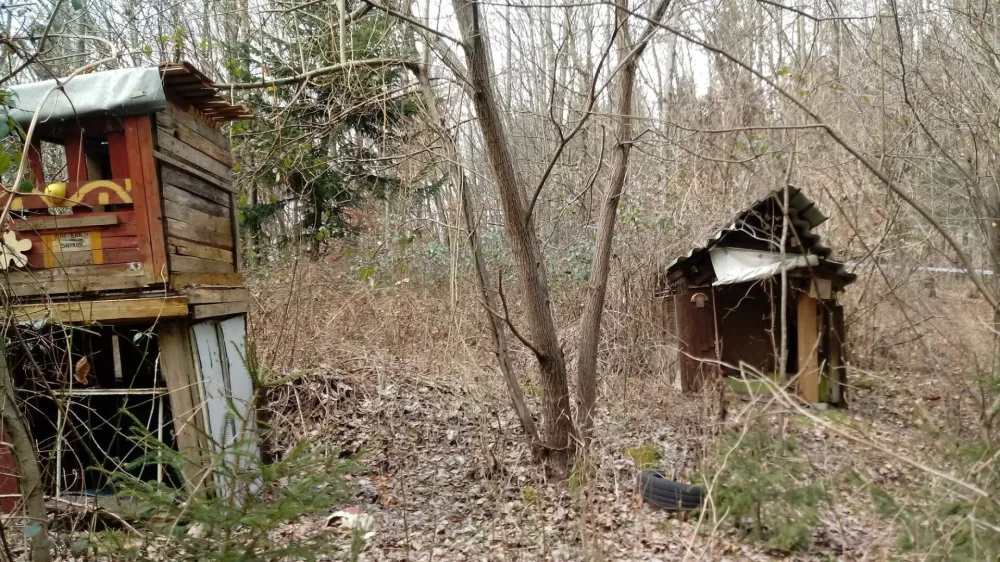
[158,62,253,122]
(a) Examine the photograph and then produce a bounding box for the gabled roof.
[667,186,856,286]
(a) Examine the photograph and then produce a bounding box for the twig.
[215,58,420,90]
[496,272,543,358]
[50,497,141,536]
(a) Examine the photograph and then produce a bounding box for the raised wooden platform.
[6,286,249,325]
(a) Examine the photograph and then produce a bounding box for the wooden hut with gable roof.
[0,62,255,505]
[657,187,856,405]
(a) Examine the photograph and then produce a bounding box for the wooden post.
[156,322,209,491]
[0,336,52,562]
[797,291,820,403]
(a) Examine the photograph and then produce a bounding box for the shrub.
[83,435,355,561]
[699,424,826,552]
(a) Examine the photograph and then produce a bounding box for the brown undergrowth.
[247,255,998,560]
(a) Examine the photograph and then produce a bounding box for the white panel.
[710,247,819,286]
[219,314,259,467]
[219,315,253,427]
[191,321,234,453]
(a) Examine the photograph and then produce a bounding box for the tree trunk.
[413,65,542,450]
[576,0,672,438]
[452,0,576,474]
[0,336,51,562]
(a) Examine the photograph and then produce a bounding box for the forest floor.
[251,261,987,561]
[269,357,939,561]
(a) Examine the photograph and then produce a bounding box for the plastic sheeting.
[710,247,819,286]
[4,67,166,126]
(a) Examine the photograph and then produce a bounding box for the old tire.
[637,470,704,511]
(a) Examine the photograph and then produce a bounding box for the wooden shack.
[657,187,856,405]
[0,62,254,504]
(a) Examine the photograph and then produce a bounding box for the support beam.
[797,292,820,403]
[156,322,210,491]
[9,296,189,325]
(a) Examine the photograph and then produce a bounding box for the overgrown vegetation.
[699,424,827,552]
[81,436,353,560]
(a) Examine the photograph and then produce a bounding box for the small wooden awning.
[159,62,254,122]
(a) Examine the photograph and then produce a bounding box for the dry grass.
[246,253,1000,560]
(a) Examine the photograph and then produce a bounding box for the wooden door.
[675,282,718,392]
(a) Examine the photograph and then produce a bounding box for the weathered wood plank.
[165,218,233,249]
[12,214,118,231]
[797,292,820,404]
[154,151,233,193]
[184,287,249,305]
[162,184,229,218]
[163,100,230,149]
[9,296,189,324]
[158,134,232,183]
[170,271,243,289]
[27,139,44,187]
[17,218,139,240]
[191,300,248,320]
[157,124,232,167]
[25,247,142,269]
[122,117,156,286]
[229,191,242,272]
[21,234,138,254]
[135,115,169,282]
[160,164,232,205]
[4,264,149,297]
[64,136,88,182]
[170,254,235,274]
[155,322,211,491]
[168,237,234,263]
[163,200,232,235]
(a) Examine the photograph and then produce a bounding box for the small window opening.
[11,325,183,497]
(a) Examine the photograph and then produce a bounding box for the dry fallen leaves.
[74,356,91,385]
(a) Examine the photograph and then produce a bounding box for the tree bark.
[452,0,576,474]
[413,64,542,450]
[576,0,672,438]
[0,336,51,562]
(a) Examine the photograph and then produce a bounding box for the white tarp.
[710,247,819,285]
[5,67,166,126]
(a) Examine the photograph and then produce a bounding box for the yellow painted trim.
[11,198,21,211]
[42,234,56,268]
[7,296,190,325]
[68,179,133,205]
[90,232,103,265]
[98,193,109,205]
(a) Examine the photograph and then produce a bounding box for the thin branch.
[0,0,65,86]
[755,0,881,21]
[497,271,543,359]
[360,0,466,45]
[615,3,999,310]
[215,58,420,90]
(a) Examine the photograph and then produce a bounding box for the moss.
[568,458,596,496]
[521,383,541,397]
[623,443,661,469]
[521,485,538,506]
[854,377,876,390]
